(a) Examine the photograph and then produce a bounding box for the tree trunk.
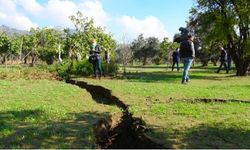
[5,55,7,70]
[30,55,37,67]
[228,44,249,76]
[58,44,62,63]
[143,57,147,66]
[235,60,249,76]
[24,57,27,64]
[1,54,6,64]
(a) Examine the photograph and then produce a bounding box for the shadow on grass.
[146,123,250,149]
[182,124,250,149]
[0,109,110,148]
[128,65,169,69]
[119,71,226,83]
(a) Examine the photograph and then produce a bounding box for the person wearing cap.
[179,34,195,84]
[90,39,102,79]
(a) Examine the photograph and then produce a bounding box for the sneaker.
[186,78,189,83]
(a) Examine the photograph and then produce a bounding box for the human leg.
[97,58,102,78]
[93,60,97,78]
[182,58,193,83]
[172,62,176,71]
[216,61,223,73]
[177,61,180,71]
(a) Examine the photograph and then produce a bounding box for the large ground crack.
[66,79,166,149]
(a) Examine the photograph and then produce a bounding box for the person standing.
[171,48,180,71]
[179,34,195,84]
[216,46,229,73]
[90,39,102,79]
[227,51,232,71]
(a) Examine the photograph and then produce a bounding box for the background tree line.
[1,0,249,77]
[0,11,116,67]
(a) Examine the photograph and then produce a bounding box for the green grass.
[1,64,250,148]
[75,64,250,148]
[0,66,120,148]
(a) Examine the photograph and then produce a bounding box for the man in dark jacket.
[172,48,180,71]
[216,47,229,73]
[90,39,102,79]
[179,34,195,84]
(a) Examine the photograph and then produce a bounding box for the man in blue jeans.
[90,39,102,79]
[179,34,195,84]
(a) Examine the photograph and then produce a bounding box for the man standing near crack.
[179,34,195,84]
[90,39,102,79]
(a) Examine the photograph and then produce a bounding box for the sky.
[0,0,195,42]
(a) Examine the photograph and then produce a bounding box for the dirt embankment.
[66,79,166,149]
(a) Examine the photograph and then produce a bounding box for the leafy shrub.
[76,60,93,76]
[55,58,118,79]
[102,59,118,76]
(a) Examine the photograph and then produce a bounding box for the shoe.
[181,80,186,84]
[186,78,189,83]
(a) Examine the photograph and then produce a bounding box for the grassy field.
[0,67,119,148]
[1,64,250,148]
[76,64,250,148]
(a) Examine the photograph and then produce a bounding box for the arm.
[190,41,195,58]
[93,45,101,53]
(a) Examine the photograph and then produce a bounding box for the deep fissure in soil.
[66,79,165,149]
[66,79,249,148]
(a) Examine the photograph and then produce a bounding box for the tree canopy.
[189,0,250,76]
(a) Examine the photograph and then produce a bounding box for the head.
[187,34,194,41]
[219,46,224,51]
[92,39,97,46]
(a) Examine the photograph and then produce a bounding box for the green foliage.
[131,34,161,65]
[66,11,116,61]
[56,59,118,79]
[36,28,62,65]
[74,60,93,75]
[0,32,11,54]
[159,37,179,63]
[189,0,250,75]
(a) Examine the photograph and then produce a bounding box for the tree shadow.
[128,65,169,69]
[118,71,226,83]
[181,123,250,149]
[145,125,175,149]
[0,109,110,148]
[144,123,250,149]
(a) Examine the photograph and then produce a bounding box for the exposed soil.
[66,79,166,149]
[194,98,250,104]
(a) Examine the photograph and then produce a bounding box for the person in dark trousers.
[104,49,110,64]
[227,51,232,71]
[179,34,195,84]
[216,47,229,73]
[90,39,102,79]
[172,48,180,71]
